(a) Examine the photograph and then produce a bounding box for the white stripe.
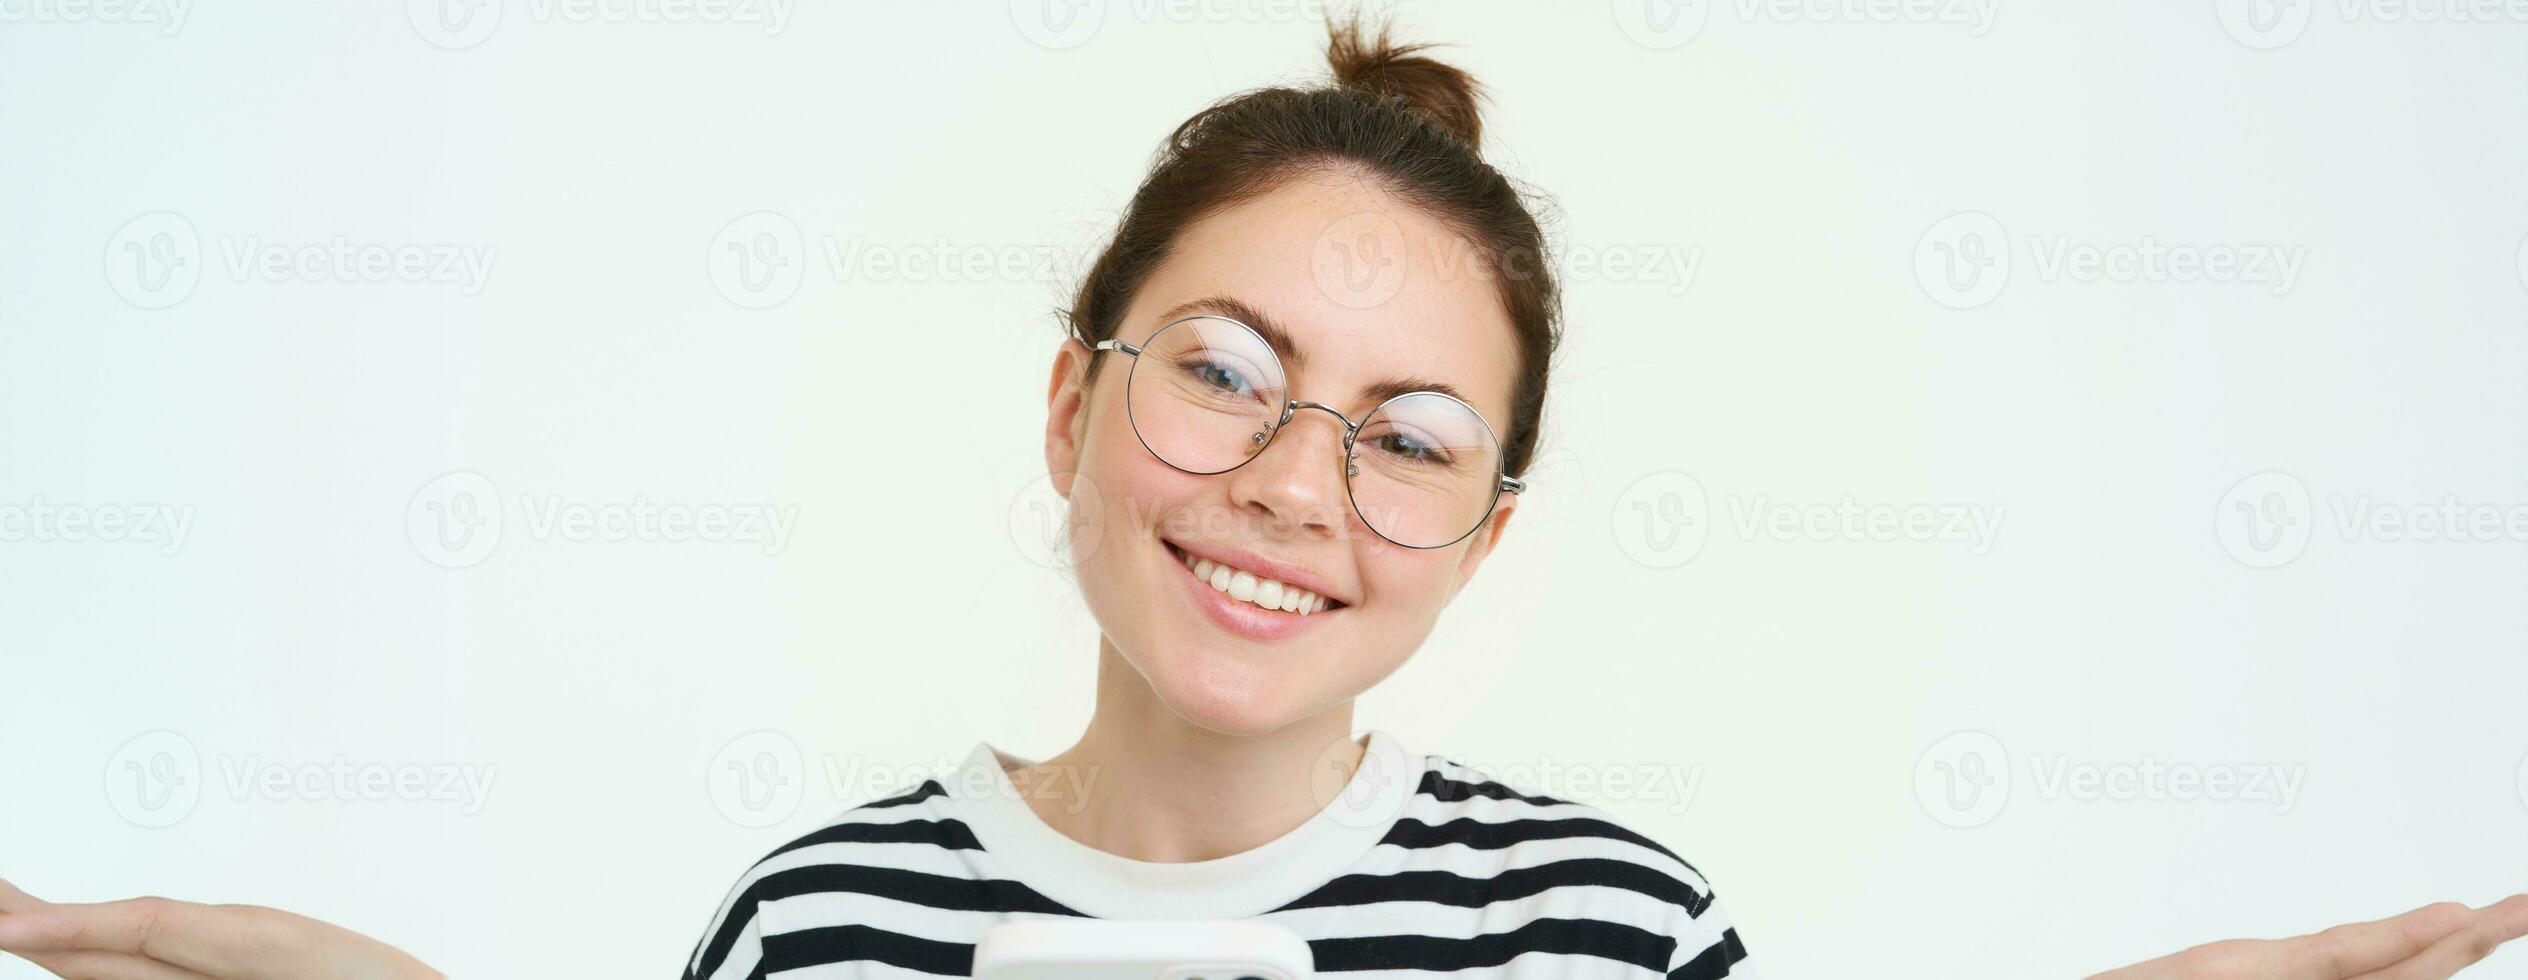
[1260,884,1685,941]
[760,892,1074,945]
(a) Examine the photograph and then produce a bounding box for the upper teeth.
[1182,550,1332,615]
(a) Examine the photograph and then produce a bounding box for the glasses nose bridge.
[1281,399,1359,439]
[1276,399,1362,478]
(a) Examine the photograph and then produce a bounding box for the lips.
[1161,539,1351,641]
[1173,546,1334,614]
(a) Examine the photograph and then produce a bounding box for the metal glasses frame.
[1091,314,1526,549]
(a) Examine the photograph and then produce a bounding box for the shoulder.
[1395,752,1754,977]
[680,779,995,980]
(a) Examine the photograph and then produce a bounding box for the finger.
[2351,894,2528,980]
[2282,900,2477,977]
[0,898,268,977]
[14,948,217,980]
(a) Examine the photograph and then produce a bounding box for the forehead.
[1124,168,1520,426]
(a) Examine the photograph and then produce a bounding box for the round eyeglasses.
[1092,314,1526,549]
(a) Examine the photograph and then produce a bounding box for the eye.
[1369,427,1458,468]
[1189,359,1253,396]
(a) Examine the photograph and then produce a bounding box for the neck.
[1012,638,1367,864]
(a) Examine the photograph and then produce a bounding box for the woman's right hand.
[2090,895,2528,980]
[0,878,440,980]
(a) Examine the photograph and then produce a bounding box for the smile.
[1178,548,1331,614]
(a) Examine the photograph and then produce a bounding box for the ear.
[1448,491,1518,596]
[1044,338,1096,499]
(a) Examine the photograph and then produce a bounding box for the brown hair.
[1061,16,1560,478]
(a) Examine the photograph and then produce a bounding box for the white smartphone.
[972,919,1314,980]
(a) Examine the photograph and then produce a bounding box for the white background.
[5,2,2527,977]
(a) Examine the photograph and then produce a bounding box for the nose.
[1223,402,1354,540]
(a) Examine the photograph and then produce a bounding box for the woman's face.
[1043,167,1523,737]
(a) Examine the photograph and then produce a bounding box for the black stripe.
[1383,815,1708,901]
[1310,916,1674,973]
[1670,927,1749,979]
[759,924,973,977]
[762,816,984,862]
[861,780,949,809]
[750,864,1081,914]
[1420,766,1576,807]
[1406,781,1708,879]
[691,862,1079,978]
[1385,815,1708,894]
[1275,858,1709,916]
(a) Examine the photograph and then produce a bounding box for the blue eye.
[1371,429,1457,468]
[1195,362,1249,394]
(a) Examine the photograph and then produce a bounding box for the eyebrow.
[1153,295,1474,408]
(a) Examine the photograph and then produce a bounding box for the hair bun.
[1326,18,1485,150]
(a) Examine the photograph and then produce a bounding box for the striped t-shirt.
[683,730,1751,978]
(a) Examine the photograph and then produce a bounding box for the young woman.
[4,18,2524,980]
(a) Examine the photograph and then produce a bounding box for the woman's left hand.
[2090,895,2528,980]
[0,877,442,980]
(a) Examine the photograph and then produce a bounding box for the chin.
[1142,644,1317,737]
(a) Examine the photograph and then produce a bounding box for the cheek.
[1350,551,1462,643]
